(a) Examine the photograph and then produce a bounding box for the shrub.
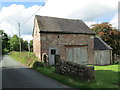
[32,61,45,69]
[114,61,120,64]
[3,48,10,54]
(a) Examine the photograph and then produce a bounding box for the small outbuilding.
[94,37,113,65]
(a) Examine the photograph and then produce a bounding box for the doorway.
[48,48,58,65]
[66,47,88,64]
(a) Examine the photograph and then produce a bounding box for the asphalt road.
[0,55,70,88]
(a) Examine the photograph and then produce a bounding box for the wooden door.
[95,50,110,65]
[66,47,88,64]
[48,48,57,65]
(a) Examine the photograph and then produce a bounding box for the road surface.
[0,55,70,88]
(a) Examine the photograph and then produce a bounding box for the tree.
[22,40,28,51]
[0,30,10,54]
[10,34,19,51]
[10,34,30,51]
[29,40,33,52]
[91,22,120,55]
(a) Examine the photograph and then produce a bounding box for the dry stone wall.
[55,55,94,82]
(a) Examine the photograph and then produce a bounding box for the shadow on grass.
[92,70,119,88]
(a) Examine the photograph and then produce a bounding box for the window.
[51,49,56,55]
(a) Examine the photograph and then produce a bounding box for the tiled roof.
[35,15,95,34]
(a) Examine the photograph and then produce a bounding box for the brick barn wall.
[40,33,95,64]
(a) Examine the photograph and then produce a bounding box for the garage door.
[66,47,88,64]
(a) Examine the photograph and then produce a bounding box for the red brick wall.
[40,33,95,64]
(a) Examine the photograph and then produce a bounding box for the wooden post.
[110,50,113,64]
[28,43,30,52]
[54,54,60,66]
[18,23,21,52]
[114,54,117,63]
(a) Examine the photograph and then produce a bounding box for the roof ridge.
[35,15,83,21]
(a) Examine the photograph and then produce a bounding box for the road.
[0,55,70,88]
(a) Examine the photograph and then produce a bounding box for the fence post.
[54,54,60,66]
[114,54,117,63]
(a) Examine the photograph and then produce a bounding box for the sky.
[0,0,119,42]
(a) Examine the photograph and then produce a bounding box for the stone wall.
[55,55,94,82]
[33,18,41,60]
[40,33,95,64]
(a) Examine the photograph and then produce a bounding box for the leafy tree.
[0,30,10,54]
[29,40,33,52]
[91,22,120,54]
[10,34,19,51]
[10,34,30,51]
[1,32,30,52]
[22,40,28,51]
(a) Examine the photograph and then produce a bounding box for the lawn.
[9,51,119,88]
[93,65,119,88]
[94,65,119,72]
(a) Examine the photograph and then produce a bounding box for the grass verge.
[9,51,39,67]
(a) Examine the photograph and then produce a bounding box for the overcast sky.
[0,0,119,42]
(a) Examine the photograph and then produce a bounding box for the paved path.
[0,55,70,88]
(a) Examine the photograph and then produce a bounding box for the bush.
[32,61,45,69]
[2,48,10,54]
[114,61,120,64]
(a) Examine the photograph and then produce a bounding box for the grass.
[93,65,119,88]
[9,51,119,88]
[94,65,119,72]
[9,51,39,67]
[35,66,89,88]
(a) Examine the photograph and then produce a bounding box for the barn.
[33,15,96,65]
[33,15,112,65]
[94,37,112,65]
